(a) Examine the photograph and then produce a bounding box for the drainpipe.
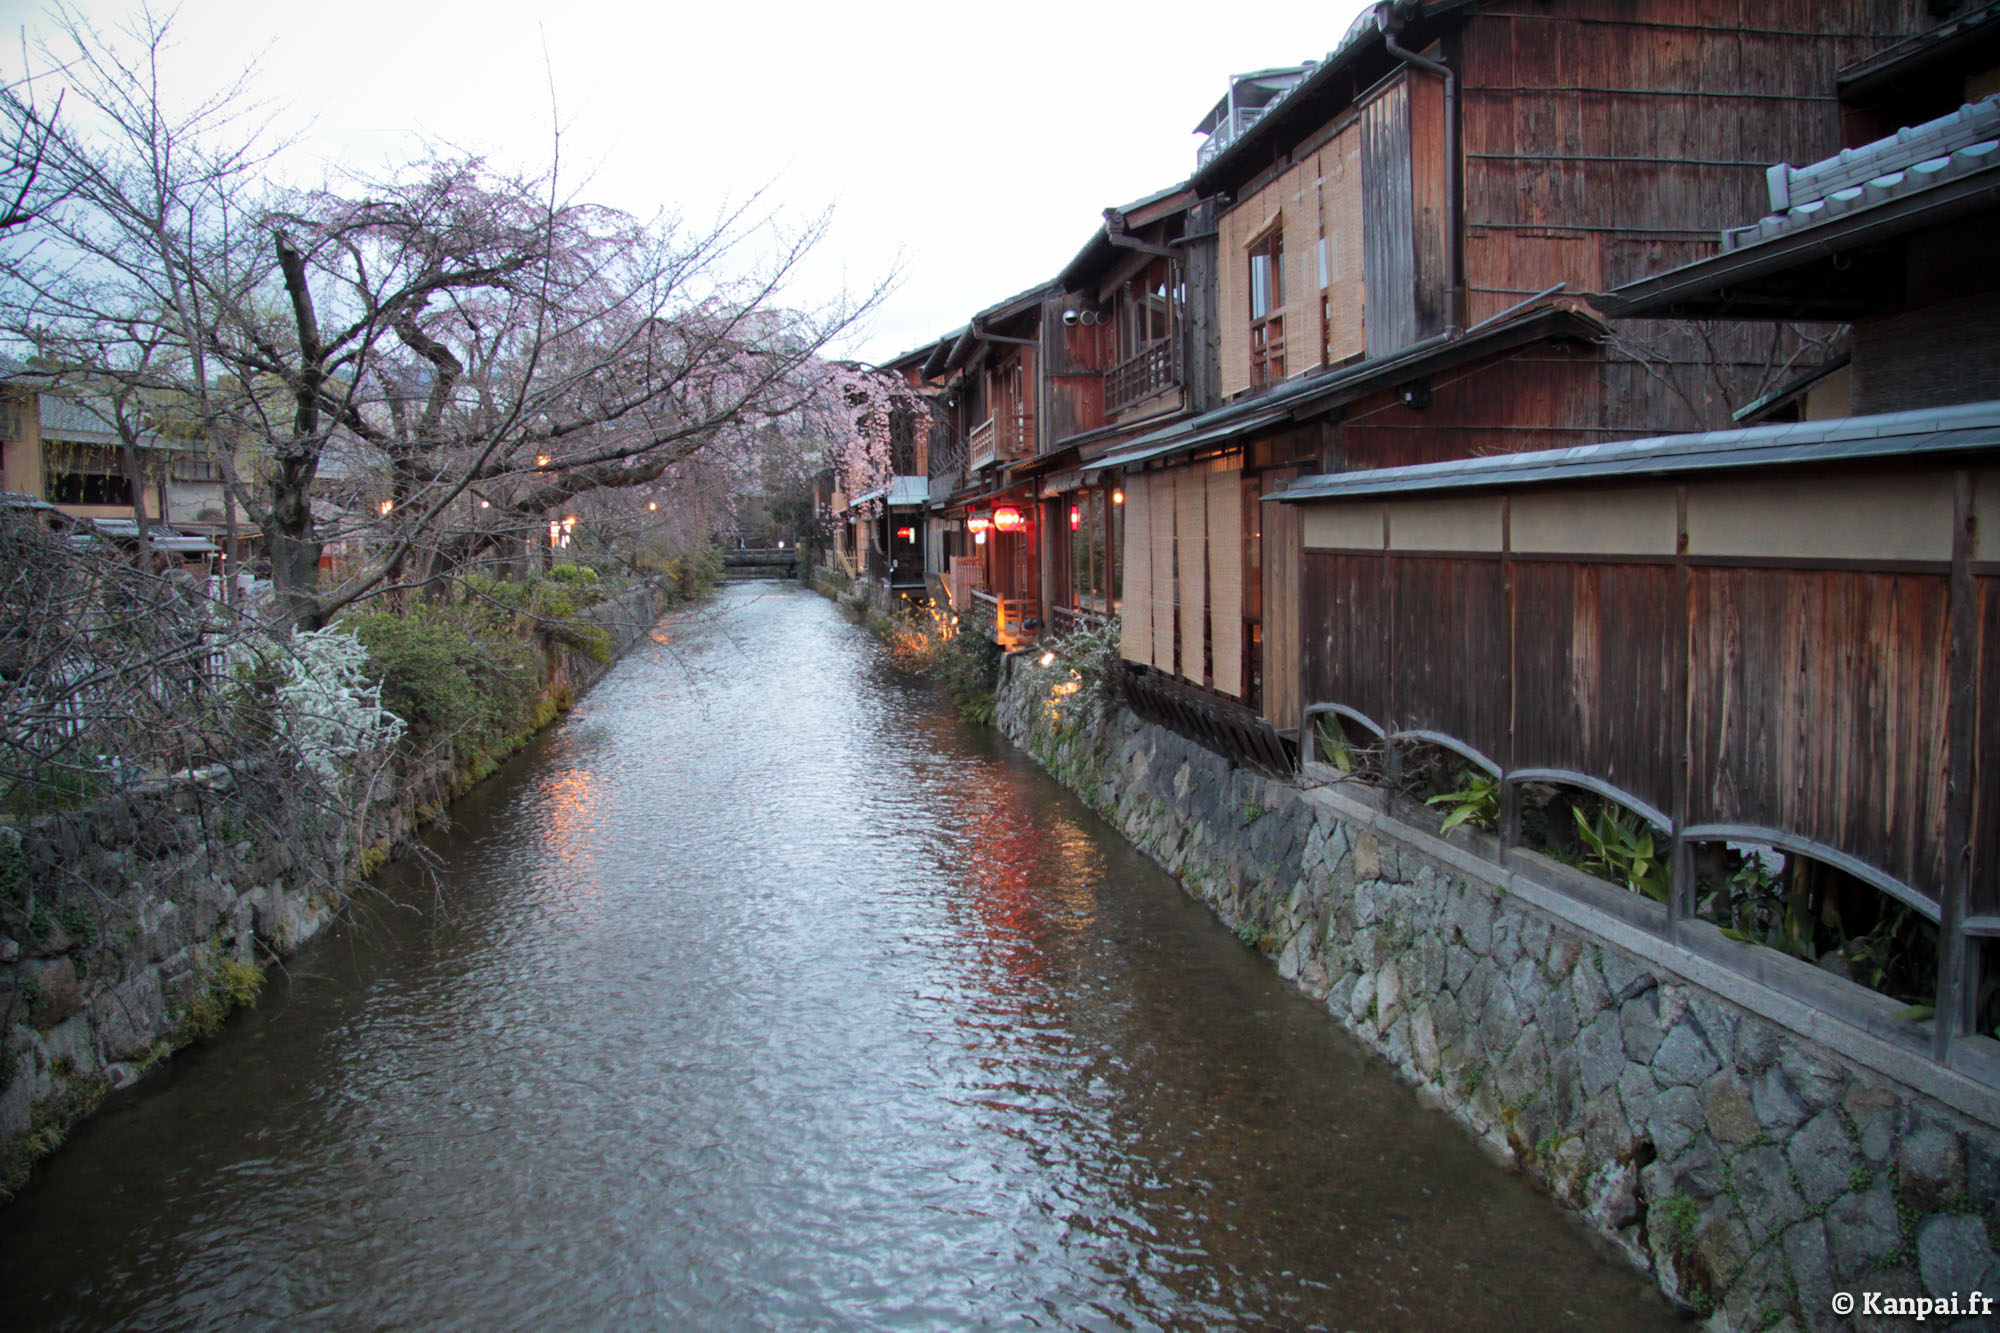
[1379,3,1467,336]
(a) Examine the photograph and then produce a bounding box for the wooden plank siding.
[1295,459,1970,912]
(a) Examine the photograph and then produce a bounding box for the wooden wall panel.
[1390,556,1510,753]
[1687,567,1953,902]
[1510,560,1680,815]
[1300,551,1392,728]
[1362,75,1417,357]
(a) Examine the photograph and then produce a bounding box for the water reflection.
[0,584,1677,1330]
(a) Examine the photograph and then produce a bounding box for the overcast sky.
[3,0,1377,364]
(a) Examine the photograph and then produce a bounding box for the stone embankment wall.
[0,581,666,1198]
[996,662,2000,1331]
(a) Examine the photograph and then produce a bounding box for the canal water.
[0,584,1679,1329]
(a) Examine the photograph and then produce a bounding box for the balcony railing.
[1049,603,1113,637]
[1105,340,1182,415]
[969,417,997,471]
[966,405,1034,472]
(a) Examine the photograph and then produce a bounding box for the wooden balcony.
[966,406,1035,472]
[1105,340,1182,415]
[968,417,997,471]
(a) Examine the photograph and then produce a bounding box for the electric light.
[1069,505,1080,531]
[1039,651,1056,667]
[966,515,992,534]
[992,506,1026,533]
[378,499,393,515]
[535,455,551,468]
[1112,489,1124,505]
[648,501,658,511]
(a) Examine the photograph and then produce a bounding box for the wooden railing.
[1105,340,1182,414]
[970,589,1038,647]
[1049,604,1112,636]
[968,417,997,471]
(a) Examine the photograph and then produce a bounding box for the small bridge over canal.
[719,547,801,580]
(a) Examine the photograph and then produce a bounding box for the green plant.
[1574,805,1668,903]
[1243,802,1266,825]
[1426,766,1499,833]
[1233,919,1262,948]
[1314,714,1357,772]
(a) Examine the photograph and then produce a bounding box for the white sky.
[2,0,1376,364]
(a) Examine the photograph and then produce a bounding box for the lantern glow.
[966,515,991,534]
[1069,505,1080,531]
[991,506,1026,533]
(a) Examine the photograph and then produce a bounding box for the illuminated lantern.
[1069,505,1080,531]
[1112,489,1124,505]
[647,501,658,512]
[896,526,915,542]
[992,506,1026,533]
[965,514,992,534]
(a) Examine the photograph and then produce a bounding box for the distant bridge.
[719,548,801,580]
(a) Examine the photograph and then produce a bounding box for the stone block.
[1648,1084,1704,1160]
[1599,947,1656,1003]
[1618,1063,1661,1137]
[1409,1005,1440,1079]
[1777,1045,1845,1113]
[1352,832,1381,882]
[1493,1024,1549,1112]
[1897,1122,1964,1215]
[1731,1143,1809,1250]
[1620,989,1665,1064]
[1652,1018,1722,1088]
[1782,1218,1836,1333]
[1575,1010,1627,1099]
[90,968,166,1062]
[1670,1135,1728,1200]
[1788,1109,1862,1211]
[1700,1072,1759,1146]
[1916,1214,1997,1299]
[1844,1084,1901,1164]
[1749,1062,1811,1134]
[1824,1188,1903,1281]
[23,956,82,1029]
[1450,885,1494,955]
[1570,950,1613,1018]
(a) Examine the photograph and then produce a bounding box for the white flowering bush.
[234,627,406,784]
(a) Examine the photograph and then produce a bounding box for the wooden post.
[1935,470,1978,1060]
[1669,486,1694,940]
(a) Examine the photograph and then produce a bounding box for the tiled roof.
[1723,96,2000,251]
[1272,400,2000,502]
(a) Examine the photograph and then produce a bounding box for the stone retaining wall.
[0,580,667,1199]
[996,660,2000,1331]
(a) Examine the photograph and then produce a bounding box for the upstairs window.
[1248,226,1285,387]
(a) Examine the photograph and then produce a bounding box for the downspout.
[1380,4,1466,336]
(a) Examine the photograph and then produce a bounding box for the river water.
[0,584,1679,1329]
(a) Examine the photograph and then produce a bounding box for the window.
[1119,258,1175,362]
[1317,235,1332,367]
[43,443,133,506]
[1248,227,1285,387]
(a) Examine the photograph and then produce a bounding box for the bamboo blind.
[1176,471,1208,687]
[1208,467,1244,697]
[1120,475,1154,664]
[1150,472,1178,670]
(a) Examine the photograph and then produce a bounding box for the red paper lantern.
[992,506,1026,533]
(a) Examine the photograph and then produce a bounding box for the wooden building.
[1094,0,1949,772]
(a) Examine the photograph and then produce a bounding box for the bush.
[345,608,539,761]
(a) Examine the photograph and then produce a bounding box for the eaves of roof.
[1840,2,2000,102]
[1596,158,2000,319]
[1055,183,1195,292]
[1272,399,2000,503]
[1082,303,1605,475]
